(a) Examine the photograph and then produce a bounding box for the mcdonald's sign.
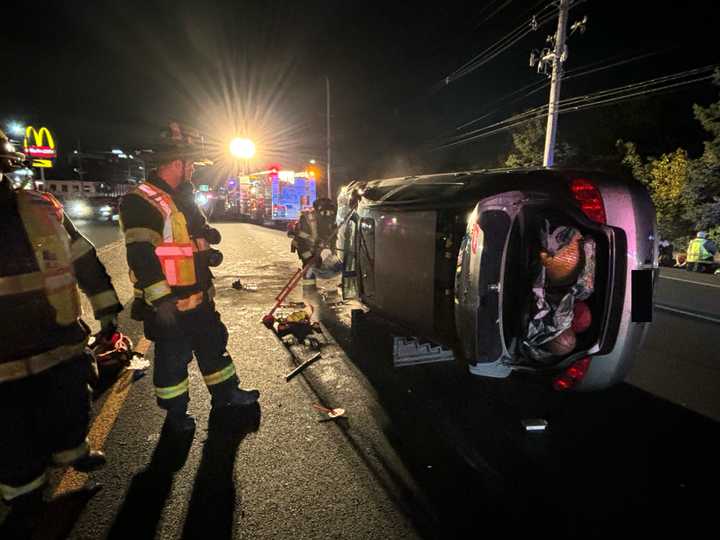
[24,126,56,159]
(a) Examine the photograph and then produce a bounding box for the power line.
[438,72,714,150]
[444,6,557,85]
[436,65,718,150]
[456,49,672,132]
[454,64,718,141]
[475,0,514,29]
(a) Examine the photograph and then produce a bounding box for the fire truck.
[219,169,316,223]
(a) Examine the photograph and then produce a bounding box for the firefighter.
[293,197,341,290]
[686,231,718,273]
[119,122,258,433]
[0,130,121,524]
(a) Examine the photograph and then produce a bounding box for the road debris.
[127,357,150,371]
[285,352,322,381]
[313,403,346,420]
[232,279,258,291]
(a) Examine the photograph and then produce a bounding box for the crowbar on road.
[285,352,322,381]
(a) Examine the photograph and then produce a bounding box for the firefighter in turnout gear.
[292,197,341,290]
[0,130,121,528]
[119,123,258,433]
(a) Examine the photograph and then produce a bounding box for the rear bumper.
[575,179,656,391]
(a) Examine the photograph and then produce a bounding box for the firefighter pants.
[0,354,92,502]
[147,305,239,414]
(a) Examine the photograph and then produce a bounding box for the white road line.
[659,275,720,289]
[655,303,720,324]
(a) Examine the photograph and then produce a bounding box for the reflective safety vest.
[131,183,197,287]
[0,191,85,382]
[686,238,712,263]
[8,191,81,326]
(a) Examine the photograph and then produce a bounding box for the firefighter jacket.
[687,238,717,263]
[294,209,338,264]
[0,181,122,383]
[119,177,216,318]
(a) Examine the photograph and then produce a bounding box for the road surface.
[2,222,717,539]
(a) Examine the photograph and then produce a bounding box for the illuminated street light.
[309,159,316,164]
[7,122,24,137]
[229,138,256,159]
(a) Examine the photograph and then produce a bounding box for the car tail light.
[570,178,606,224]
[553,356,592,391]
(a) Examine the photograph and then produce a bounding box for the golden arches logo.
[24,126,56,159]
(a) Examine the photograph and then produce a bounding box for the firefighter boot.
[213,387,260,409]
[165,411,197,434]
[72,450,107,473]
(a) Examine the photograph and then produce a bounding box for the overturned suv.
[338,168,657,391]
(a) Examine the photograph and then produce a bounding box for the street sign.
[32,159,52,168]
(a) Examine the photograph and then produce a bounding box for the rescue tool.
[261,201,359,328]
[261,257,317,329]
[285,352,322,381]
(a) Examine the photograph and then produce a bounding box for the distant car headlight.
[99,205,113,215]
[67,200,92,218]
[195,193,209,206]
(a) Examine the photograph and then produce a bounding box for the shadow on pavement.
[317,300,720,538]
[181,403,261,540]
[106,421,195,540]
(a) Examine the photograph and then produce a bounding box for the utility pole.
[326,76,332,199]
[542,0,569,167]
[529,1,585,166]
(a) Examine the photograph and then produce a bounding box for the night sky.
[2,0,719,186]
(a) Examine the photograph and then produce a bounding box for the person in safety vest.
[0,130,121,533]
[686,231,718,273]
[119,122,258,434]
[291,197,342,290]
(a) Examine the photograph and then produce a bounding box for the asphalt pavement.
[3,222,718,539]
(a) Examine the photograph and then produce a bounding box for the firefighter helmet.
[313,197,337,217]
[143,122,213,169]
[0,129,26,173]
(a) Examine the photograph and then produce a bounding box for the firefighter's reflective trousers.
[146,304,238,413]
[0,354,92,502]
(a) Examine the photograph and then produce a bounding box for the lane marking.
[53,337,151,496]
[659,275,720,289]
[655,304,720,324]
